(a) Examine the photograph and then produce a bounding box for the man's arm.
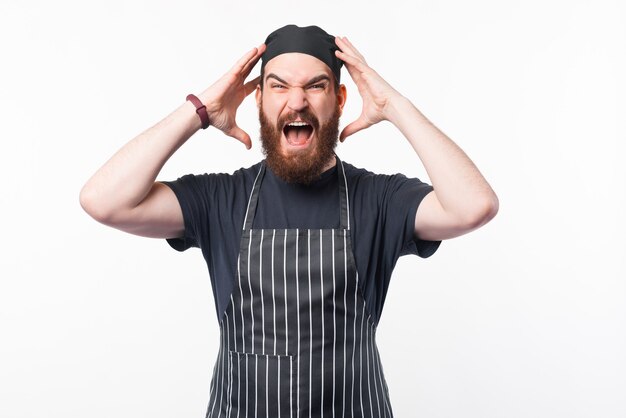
[79,44,266,238]
[78,101,198,239]
[387,97,499,241]
[334,36,498,242]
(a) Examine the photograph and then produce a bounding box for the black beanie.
[260,24,343,84]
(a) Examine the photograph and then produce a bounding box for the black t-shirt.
[162,159,441,325]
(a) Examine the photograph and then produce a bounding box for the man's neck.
[322,155,337,172]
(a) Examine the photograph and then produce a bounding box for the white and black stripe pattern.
[204,156,394,417]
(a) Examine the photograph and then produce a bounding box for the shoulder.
[161,162,263,210]
[340,160,427,202]
[232,161,264,181]
[341,160,416,183]
[205,160,263,182]
[216,161,263,190]
[340,160,381,193]
[173,161,263,189]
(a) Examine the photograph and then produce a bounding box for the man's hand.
[334,37,499,241]
[80,43,267,237]
[334,36,403,142]
[198,43,266,149]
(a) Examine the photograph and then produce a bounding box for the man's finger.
[231,43,265,76]
[339,37,366,63]
[335,37,366,65]
[339,118,368,142]
[334,50,364,83]
[335,50,366,70]
[241,43,266,78]
[229,125,253,150]
[230,47,260,75]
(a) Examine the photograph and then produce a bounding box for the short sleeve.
[159,174,212,252]
[382,174,441,259]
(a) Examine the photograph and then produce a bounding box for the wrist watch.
[186,94,210,129]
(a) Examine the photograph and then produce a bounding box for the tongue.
[286,126,311,145]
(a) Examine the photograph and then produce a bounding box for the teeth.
[287,121,310,127]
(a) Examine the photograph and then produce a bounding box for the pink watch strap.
[186,94,210,129]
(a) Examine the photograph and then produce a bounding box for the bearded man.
[80,24,498,418]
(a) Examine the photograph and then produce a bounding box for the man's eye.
[309,84,326,89]
[272,84,286,89]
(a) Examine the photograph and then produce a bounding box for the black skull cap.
[260,24,343,84]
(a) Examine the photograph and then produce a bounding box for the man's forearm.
[79,97,203,220]
[386,95,498,222]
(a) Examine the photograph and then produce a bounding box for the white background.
[1,0,624,417]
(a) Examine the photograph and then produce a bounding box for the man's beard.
[259,103,340,185]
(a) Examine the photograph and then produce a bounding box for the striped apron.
[205,156,394,417]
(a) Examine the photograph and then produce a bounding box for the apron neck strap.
[336,155,350,230]
[242,154,351,232]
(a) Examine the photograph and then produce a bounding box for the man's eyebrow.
[266,73,331,86]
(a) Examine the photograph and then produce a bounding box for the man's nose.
[286,87,308,112]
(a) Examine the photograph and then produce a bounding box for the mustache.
[277,110,320,131]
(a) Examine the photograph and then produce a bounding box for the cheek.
[262,95,285,114]
[314,96,339,117]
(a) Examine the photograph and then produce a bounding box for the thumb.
[339,118,368,142]
[228,125,253,150]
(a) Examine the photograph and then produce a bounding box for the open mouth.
[283,121,314,146]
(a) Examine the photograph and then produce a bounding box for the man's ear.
[337,84,347,115]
